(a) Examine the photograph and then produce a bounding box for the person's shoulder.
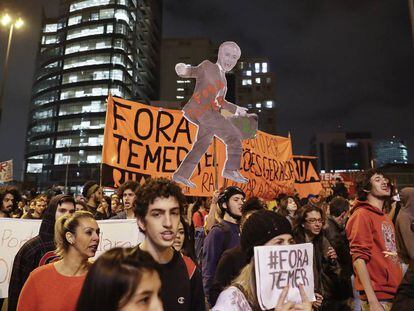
[30,262,55,278]
[15,235,42,257]
[212,286,251,311]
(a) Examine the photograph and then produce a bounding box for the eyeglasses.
[305,218,324,225]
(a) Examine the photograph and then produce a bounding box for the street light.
[0,13,24,121]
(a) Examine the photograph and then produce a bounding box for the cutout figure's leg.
[213,120,243,171]
[174,125,214,179]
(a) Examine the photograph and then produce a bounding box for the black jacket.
[324,217,354,300]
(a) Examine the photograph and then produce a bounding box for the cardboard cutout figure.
[172,41,257,188]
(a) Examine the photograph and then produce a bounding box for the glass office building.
[25,0,162,191]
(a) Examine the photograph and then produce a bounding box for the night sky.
[0,0,413,180]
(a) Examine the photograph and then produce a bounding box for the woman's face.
[75,203,85,211]
[303,210,323,237]
[119,271,163,311]
[286,198,297,214]
[264,233,295,246]
[172,222,185,252]
[70,218,100,259]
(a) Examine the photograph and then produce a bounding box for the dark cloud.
[0,0,413,181]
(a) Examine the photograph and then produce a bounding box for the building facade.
[375,137,408,167]
[235,58,277,134]
[25,0,162,191]
[311,132,373,172]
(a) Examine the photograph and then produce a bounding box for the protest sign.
[293,156,323,198]
[0,218,143,298]
[254,243,315,310]
[320,171,357,197]
[102,96,295,199]
[0,160,13,183]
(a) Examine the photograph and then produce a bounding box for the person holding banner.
[213,209,312,311]
[172,41,250,188]
[17,211,100,311]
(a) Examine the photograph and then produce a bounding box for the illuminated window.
[262,62,268,73]
[177,88,184,91]
[255,102,261,108]
[100,8,114,19]
[42,35,58,45]
[68,15,82,26]
[265,100,273,108]
[246,70,252,76]
[255,63,260,73]
[176,95,184,99]
[266,77,271,84]
[27,163,43,173]
[114,9,129,23]
[67,25,104,40]
[44,24,58,33]
[255,78,261,84]
[70,0,111,12]
[346,142,358,148]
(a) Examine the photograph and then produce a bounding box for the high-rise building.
[160,38,217,105]
[311,132,373,172]
[235,58,277,134]
[159,39,277,134]
[375,137,408,167]
[25,0,162,191]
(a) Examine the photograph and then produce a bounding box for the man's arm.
[353,259,383,310]
[190,267,206,311]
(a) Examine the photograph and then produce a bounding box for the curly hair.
[117,181,140,198]
[0,186,21,212]
[134,178,186,220]
[356,168,391,201]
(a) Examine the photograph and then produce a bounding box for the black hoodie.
[8,194,70,311]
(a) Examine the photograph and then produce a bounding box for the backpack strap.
[181,254,196,279]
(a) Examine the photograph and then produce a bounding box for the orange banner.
[102,96,295,199]
[292,156,323,198]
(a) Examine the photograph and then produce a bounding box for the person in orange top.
[346,169,403,311]
[17,211,100,311]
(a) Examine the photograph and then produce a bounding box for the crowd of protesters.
[0,168,413,310]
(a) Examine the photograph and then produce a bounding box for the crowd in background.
[0,168,413,311]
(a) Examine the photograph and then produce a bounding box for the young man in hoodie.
[346,169,403,311]
[7,194,75,311]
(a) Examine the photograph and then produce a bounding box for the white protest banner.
[254,243,315,310]
[0,160,13,182]
[0,218,144,298]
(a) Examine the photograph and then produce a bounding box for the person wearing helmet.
[202,186,245,306]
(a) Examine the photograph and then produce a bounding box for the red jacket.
[346,201,402,300]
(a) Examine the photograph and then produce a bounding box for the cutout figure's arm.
[175,63,198,78]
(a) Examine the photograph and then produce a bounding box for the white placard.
[254,243,315,310]
[0,218,144,298]
[0,159,13,182]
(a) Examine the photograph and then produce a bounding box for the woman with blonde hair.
[17,211,100,311]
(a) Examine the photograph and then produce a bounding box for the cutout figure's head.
[217,41,241,72]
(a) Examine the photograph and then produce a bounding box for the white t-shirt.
[212,286,253,311]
